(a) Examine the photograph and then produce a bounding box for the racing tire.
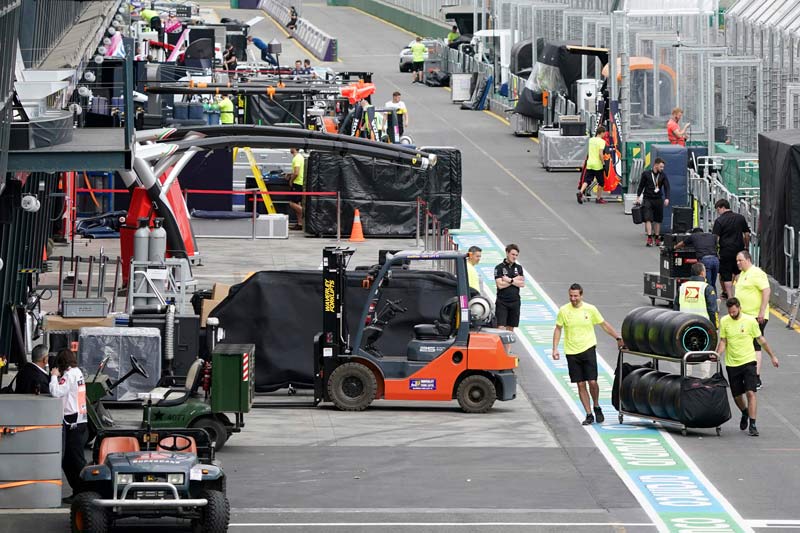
[191,417,229,451]
[193,490,230,533]
[456,375,497,413]
[327,362,377,411]
[71,491,109,533]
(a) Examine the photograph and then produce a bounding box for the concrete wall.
[327,0,449,38]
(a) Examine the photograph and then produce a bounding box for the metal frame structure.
[705,57,764,154]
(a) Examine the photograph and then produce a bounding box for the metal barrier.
[415,197,458,272]
[258,0,338,61]
[785,225,796,291]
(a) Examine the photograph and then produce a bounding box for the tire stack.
[616,308,730,429]
[0,396,63,508]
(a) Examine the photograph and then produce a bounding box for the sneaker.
[595,198,608,204]
[593,406,605,423]
[756,376,762,390]
[581,414,594,425]
[576,192,584,204]
[720,291,728,300]
[646,236,654,247]
[749,425,759,437]
[654,236,662,246]
[740,410,749,431]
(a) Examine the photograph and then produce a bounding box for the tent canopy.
[617,0,717,16]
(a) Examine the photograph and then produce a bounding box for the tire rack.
[617,349,722,436]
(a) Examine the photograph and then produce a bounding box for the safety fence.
[415,197,458,273]
[259,0,338,61]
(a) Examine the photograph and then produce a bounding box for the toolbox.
[643,272,689,306]
[660,248,697,278]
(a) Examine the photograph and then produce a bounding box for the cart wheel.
[618,414,623,424]
[650,298,656,306]
[681,428,687,436]
[716,427,721,436]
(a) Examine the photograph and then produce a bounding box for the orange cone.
[42,245,47,261]
[349,209,365,242]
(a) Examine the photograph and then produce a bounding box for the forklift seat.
[98,436,141,464]
[145,359,204,408]
[413,298,459,340]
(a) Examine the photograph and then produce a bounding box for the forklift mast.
[314,246,354,404]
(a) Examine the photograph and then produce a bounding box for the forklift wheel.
[456,375,497,413]
[328,363,377,411]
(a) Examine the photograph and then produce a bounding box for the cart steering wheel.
[158,435,194,452]
[129,355,149,379]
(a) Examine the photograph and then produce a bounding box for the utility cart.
[616,349,727,436]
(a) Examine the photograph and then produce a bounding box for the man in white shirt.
[384,91,408,140]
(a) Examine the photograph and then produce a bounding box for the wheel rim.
[342,376,365,399]
[75,510,85,530]
[468,385,485,404]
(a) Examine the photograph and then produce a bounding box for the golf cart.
[314,247,518,412]
[87,343,255,451]
[71,408,229,532]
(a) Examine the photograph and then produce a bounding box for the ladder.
[234,147,277,215]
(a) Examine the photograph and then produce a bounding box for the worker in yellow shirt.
[447,26,460,44]
[552,283,624,426]
[716,297,779,436]
[218,95,234,125]
[578,126,607,204]
[733,250,770,389]
[286,148,305,231]
[466,246,482,293]
[410,36,427,84]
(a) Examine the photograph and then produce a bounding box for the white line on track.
[229,522,656,528]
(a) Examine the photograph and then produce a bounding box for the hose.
[165,304,175,374]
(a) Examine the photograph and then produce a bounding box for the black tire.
[621,368,655,413]
[191,417,229,451]
[621,306,651,352]
[193,489,230,533]
[633,371,668,416]
[650,374,681,420]
[327,362,377,411]
[456,375,497,413]
[71,492,109,533]
[659,311,717,358]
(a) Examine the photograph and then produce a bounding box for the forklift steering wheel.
[158,435,194,452]
[129,355,149,379]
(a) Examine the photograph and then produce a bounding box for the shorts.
[583,168,605,187]
[726,361,758,397]
[641,197,664,223]
[718,252,740,282]
[289,182,303,204]
[566,346,599,383]
[411,61,424,72]
[753,319,767,351]
[495,300,520,328]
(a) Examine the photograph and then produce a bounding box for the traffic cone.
[349,209,365,242]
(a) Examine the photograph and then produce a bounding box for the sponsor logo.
[324,279,335,312]
[409,378,436,390]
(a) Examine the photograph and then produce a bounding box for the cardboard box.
[201,298,224,327]
[211,283,231,300]
[44,315,115,331]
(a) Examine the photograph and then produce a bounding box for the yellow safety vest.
[678,280,708,317]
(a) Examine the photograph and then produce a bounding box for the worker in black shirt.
[712,198,751,299]
[676,227,720,290]
[494,244,525,331]
[15,345,51,395]
[636,158,671,247]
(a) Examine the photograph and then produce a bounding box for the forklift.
[314,247,519,413]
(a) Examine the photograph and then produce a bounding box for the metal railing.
[415,197,458,273]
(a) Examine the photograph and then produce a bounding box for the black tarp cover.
[758,129,800,287]
[210,269,459,392]
[304,148,462,237]
[515,39,584,120]
[246,94,305,126]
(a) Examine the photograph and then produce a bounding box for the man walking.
[578,126,608,204]
[410,36,426,84]
[494,244,524,331]
[286,148,305,230]
[552,284,625,425]
[712,199,751,299]
[466,245,482,293]
[734,250,770,389]
[636,158,671,247]
[716,298,779,436]
[675,227,720,290]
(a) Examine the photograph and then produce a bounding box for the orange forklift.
[314,247,519,412]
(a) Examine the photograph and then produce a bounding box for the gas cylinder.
[133,218,151,308]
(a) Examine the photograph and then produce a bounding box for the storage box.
[623,194,638,215]
[643,272,688,305]
[560,121,586,136]
[201,298,224,327]
[61,297,108,318]
[212,283,231,300]
[660,248,697,278]
[211,343,256,413]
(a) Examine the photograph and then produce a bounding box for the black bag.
[632,203,643,225]
[677,373,731,428]
[0,374,17,394]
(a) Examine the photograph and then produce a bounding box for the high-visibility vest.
[678,280,708,317]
